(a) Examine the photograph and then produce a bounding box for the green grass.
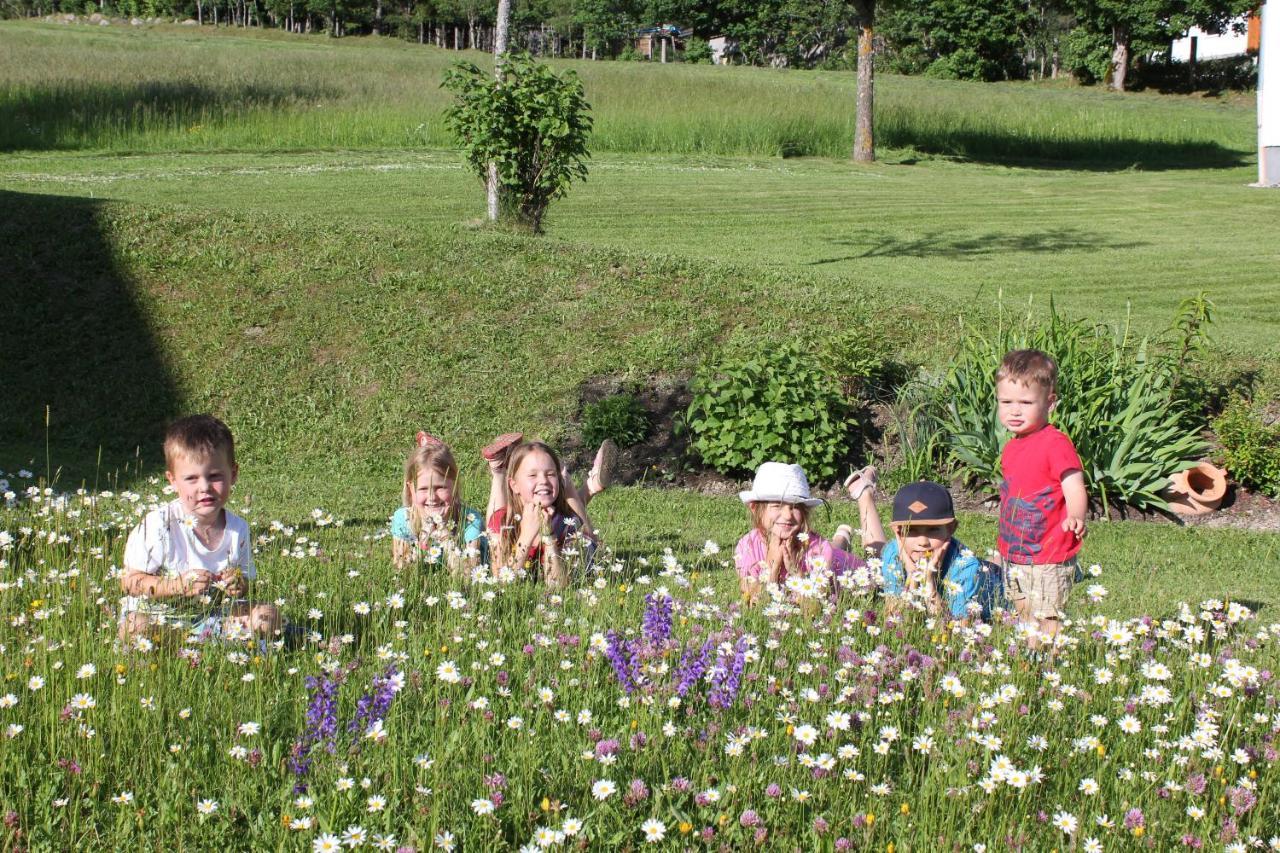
[0,20,1255,166]
[0,475,1278,849]
[3,24,1280,848]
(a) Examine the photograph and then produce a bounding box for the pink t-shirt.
[734,529,859,583]
[998,424,1083,564]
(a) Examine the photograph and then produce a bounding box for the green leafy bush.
[442,53,592,233]
[686,339,852,482]
[581,394,650,449]
[1213,398,1280,497]
[682,37,713,64]
[939,304,1208,513]
[880,374,948,495]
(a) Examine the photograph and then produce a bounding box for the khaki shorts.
[1002,558,1077,620]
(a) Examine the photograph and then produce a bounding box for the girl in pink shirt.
[735,462,883,606]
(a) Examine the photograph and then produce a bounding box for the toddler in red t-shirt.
[994,349,1089,648]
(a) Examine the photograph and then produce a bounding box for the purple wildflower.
[674,640,713,697]
[707,638,749,710]
[604,631,641,694]
[641,594,674,646]
[348,666,400,735]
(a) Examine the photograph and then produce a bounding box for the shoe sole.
[481,432,523,461]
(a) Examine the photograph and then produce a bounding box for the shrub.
[686,339,851,483]
[581,393,650,449]
[880,373,948,495]
[442,53,592,233]
[939,303,1208,513]
[682,37,712,64]
[1213,398,1280,497]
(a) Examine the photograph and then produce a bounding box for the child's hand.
[180,570,214,597]
[1062,515,1087,539]
[779,541,798,577]
[223,572,248,598]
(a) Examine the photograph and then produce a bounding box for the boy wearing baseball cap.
[866,481,1002,621]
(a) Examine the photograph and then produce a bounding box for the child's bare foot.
[481,432,523,467]
[586,439,617,497]
[844,465,878,500]
[416,431,444,448]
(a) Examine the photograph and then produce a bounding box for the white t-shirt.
[123,500,256,580]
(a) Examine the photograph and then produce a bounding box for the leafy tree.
[879,0,1033,81]
[1065,0,1254,91]
[443,52,593,232]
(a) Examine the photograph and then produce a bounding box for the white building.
[1172,24,1249,62]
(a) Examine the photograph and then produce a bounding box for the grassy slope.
[5,149,1277,353]
[1,23,1277,616]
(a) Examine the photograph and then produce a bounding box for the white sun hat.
[738,462,823,508]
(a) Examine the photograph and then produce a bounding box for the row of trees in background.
[4,0,1257,91]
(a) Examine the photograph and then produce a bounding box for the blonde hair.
[749,501,813,537]
[748,500,813,564]
[995,349,1058,394]
[401,442,461,538]
[164,414,235,470]
[497,440,575,560]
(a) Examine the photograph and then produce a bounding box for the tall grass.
[0,21,1255,165]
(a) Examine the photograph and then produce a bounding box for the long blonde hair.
[401,441,462,538]
[497,440,575,560]
[748,501,813,560]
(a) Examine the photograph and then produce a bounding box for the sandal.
[844,465,878,500]
[587,439,617,496]
[481,432,523,462]
[416,431,444,448]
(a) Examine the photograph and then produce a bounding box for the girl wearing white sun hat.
[735,462,885,607]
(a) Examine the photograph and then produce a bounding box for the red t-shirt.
[486,506,571,565]
[998,424,1083,564]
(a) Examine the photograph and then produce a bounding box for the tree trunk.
[487,0,511,222]
[1110,25,1129,92]
[852,1,876,163]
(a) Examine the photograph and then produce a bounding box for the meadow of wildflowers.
[1,468,1278,850]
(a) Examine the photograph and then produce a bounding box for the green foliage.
[682,36,712,64]
[1213,398,1280,497]
[442,53,592,232]
[939,304,1210,513]
[581,393,650,448]
[686,338,852,482]
[881,0,1034,82]
[880,374,948,494]
[1064,0,1255,86]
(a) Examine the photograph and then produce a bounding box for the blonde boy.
[995,350,1088,645]
[118,415,279,644]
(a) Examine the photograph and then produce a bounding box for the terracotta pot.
[1164,461,1228,516]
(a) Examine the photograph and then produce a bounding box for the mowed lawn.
[4,148,1278,354]
[2,22,1279,619]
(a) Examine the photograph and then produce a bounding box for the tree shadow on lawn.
[806,227,1147,266]
[0,80,338,151]
[882,126,1248,172]
[0,190,182,466]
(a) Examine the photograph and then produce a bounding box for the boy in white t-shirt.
[119,415,280,645]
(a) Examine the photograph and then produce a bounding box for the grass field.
[3,20,1280,850]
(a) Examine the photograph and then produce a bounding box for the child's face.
[411,468,455,522]
[760,501,805,541]
[509,449,560,508]
[996,377,1055,437]
[166,449,237,524]
[894,521,955,565]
